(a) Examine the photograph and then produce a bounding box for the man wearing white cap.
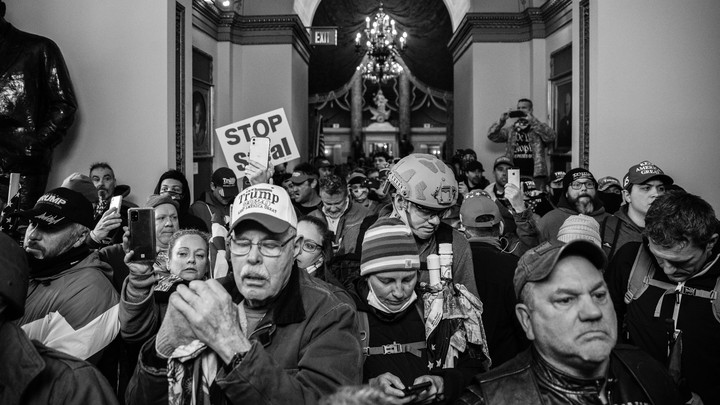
[127,184,362,404]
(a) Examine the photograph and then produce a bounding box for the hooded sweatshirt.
[536,193,610,243]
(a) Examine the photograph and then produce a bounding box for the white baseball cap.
[229,184,297,234]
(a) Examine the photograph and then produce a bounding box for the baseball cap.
[347,172,367,185]
[460,190,501,228]
[211,167,239,199]
[290,171,318,185]
[145,194,179,210]
[513,239,607,298]
[315,158,334,169]
[562,168,596,191]
[597,176,622,192]
[229,184,297,234]
[493,156,514,170]
[551,171,566,186]
[12,187,94,228]
[622,161,673,190]
[0,233,29,320]
[360,218,420,276]
[61,172,99,204]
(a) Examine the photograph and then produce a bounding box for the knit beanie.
[562,168,596,192]
[557,214,601,247]
[360,217,420,276]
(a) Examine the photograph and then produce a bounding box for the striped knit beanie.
[360,217,420,276]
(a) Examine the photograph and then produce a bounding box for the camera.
[508,110,527,118]
[362,178,381,190]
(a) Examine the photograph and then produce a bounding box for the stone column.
[399,72,411,141]
[351,74,362,142]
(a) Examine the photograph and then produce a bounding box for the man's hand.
[171,280,251,364]
[369,372,415,404]
[92,207,122,243]
[504,183,526,213]
[411,375,444,405]
[245,158,274,186]
[500,108,512,122]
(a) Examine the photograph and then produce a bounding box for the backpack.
[624,244,720,323]
[357,306,427,361]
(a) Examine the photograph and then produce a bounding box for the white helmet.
[387,153,458,209]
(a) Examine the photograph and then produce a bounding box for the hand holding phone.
[507,168,521,190]
[402,381,432,397]
[249,136,271,171]
[109,195,122,212]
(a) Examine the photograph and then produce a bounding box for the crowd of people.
[1,112,717,404]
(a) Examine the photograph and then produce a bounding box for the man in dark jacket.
[605,192,719,404]
[88,162,137,246]
[0,232,119,405]
[459,190,528,366]
[458,239,682,405]
[309,174,369,251]
[127,184,362,404]
[0,1,77,211]
[599,161,673,262]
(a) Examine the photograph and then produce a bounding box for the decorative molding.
[579,0,590,168]
[448,0,572,61]
[175,3,186,172]
[192,0,311,63]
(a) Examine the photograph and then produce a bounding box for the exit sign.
[309,27,338,46]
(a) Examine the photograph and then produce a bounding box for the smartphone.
[249,136,271,171]
[402,381,432,397]
[508,110,527,118]
[508,168,521,189]
[109,195,122,212]
[128,207,156,263]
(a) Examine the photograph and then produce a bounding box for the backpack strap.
[358,311,370,362]
[600,215,622,261]
[354,214,379,255]
[624,244,656,304]
[364,341,427,357]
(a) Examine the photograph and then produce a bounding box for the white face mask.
[367,282,417,314]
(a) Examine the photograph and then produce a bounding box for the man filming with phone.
[488,98,556,189]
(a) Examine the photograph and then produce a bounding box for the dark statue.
[0,1,77,210]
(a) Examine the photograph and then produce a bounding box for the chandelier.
[355,3,407,84]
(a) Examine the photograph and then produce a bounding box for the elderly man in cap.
[190,166,239,231]
[599,161,673,261]
[457,239,681,404]
[460,190,528,366]
[13,187,120,364]
[127,184,362,404]
[0,233,120,404]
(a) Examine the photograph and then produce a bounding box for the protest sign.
[214,108,300,177]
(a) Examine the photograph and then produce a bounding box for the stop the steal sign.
[214,108,300,177]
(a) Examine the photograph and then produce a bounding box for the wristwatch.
[223,352,244,373]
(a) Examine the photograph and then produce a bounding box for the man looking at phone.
[487,98,556,188]
[309,174,369,250]
[457,240,681,404]
[126,184,362,404]
[89,162,136,246]
[12,187,120,365]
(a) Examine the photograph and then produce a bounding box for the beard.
[568,193,595,214]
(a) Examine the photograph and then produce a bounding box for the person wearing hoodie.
[12,187,120,365]
[349,217,487,404]
[154,169,208,232]
[535,168,610,244]
[599,161,673,262]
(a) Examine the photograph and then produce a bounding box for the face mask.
[367,281,417,314]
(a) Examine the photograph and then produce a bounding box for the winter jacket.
[87,184,137,248]
[0,321,119,405]
[535,195,610,243]
[487,117,556,178]
[606,241,720,404]
[126,266,363,405]
[457,346,681,405]
[599,205,643,262]
[189,191,231,232]
[19,250,120,363]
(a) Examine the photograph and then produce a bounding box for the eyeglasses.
[229,236,294,257]
[302,240,322,253]
[409,201,451,220]
[569,181,596,190]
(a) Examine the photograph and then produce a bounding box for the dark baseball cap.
[211,167,239,199]
[460,190,501,228]
[597,176,622,192]
[315,158,334,169]
[493,156,514,170]
[513,239,607,299]
[622,161,673,190]
[465,160,484,172]
[12,187,94,228]
[290,171,318,185]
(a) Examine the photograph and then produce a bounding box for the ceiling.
[309,0,454,95]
